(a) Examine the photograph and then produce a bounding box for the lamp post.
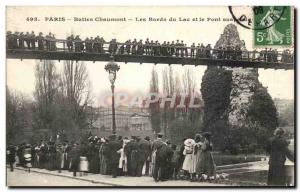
[105,56,120,134]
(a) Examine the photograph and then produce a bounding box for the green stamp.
[253,6,293,46]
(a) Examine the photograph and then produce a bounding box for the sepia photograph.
[5,5,295,187]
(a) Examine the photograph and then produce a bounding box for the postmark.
[229,6,293,47]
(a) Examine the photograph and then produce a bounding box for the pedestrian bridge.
[6,39,294,70]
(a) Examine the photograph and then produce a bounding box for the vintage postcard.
[6,6,295,187]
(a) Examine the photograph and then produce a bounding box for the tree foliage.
[201,67,232,148]
[149,66,161,134]
[6,88,32,144]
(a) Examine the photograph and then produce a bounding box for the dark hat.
[157,133,163,138]
[274,128,284,136]
[145,136,150,141]
[25,144,31,148]
[203,132,212,138]
[166,140,171,144]
[136,136,141,141]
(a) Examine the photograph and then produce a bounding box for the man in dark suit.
[107,135,122,178]
[7,144,16,172]
[154,142,173,181]
[129,137,139,176]
[137,136,151,176]
[152,133,165,182]
[69,143,80,177]
[267,128,294,186]
[124,136,135,176]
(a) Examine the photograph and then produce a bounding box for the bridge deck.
[6,49,294,70]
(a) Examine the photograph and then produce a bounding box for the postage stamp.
[253,6,293,47]
[228,6,293,47]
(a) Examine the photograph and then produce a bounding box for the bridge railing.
[6,37,294,64]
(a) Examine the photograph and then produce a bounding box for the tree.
[149,66,161,134]
[182,67,196,96]
[33,60,60,137]
[7,87,33,144]
[60,60,93,139]
[201,67,232,149]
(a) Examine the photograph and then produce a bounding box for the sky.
[6,6,294,106]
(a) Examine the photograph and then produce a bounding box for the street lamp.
[105,56,120,134]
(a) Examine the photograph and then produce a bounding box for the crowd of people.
[6,31,294,63]
[7,132,219,182]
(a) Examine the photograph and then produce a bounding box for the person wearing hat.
[144,38,150,55]
[128,136,139,176]
[62,141,71,170]
[153,139,173,182]
[182,138,195,180]
[37,32,44,50]
[117,137,130,176]
[45,32,52,50]
[12,32,19,49]
[74,35,82,52]
[23,144,32,172]
[84,37,91,53]
[136,135,151,176]
[6,31,13,49]
[78,141,89,176]
[144,136,151,176]
[30,31,36,49]
[18,32,25,49]
[7,144,16,172]
[39,140,48,169]
[87,138,100,174]
[196,132,216,180]
[47,141,57,171]
[107,135,122,178]
[192,134,203,181]
[137,39,143,55]
[50,33,57,51]
[124,136,135,176]
[151,133,165,181]
[205,44,212,58]
[267,128,294,186]
[24,32,31,49]
[69,143,81,177]
[66,34,74,51]
[56,143,64,173]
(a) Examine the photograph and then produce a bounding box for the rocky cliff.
[201,24,278,151]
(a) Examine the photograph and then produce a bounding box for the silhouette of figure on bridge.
[5,30,294,65]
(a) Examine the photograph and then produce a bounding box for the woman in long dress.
[191,134,203,181]
[118,138,130,176]
[79,142,89,176]
[88,141,100,174]
[182,138,195,180]
[196,132,216,180]
[56,144,64,173]
[47,142,57,171]
[24,144,32,172]
[99,138,108,175]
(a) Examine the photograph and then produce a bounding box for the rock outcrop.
[201,24,278,151]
